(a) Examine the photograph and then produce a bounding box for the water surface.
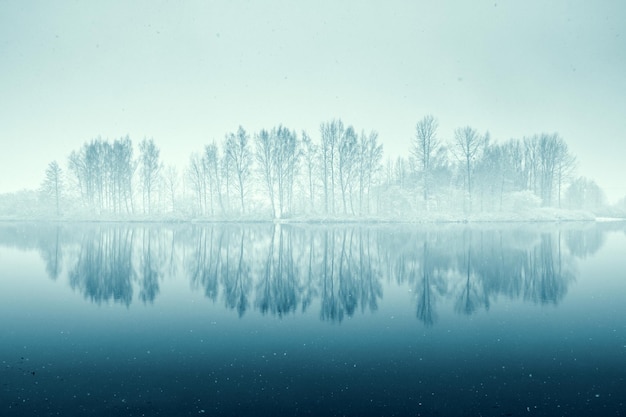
[1,222,625,416]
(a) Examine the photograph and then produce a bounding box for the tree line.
[31,116,610,219]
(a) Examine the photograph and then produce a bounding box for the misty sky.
[1,1,625,201]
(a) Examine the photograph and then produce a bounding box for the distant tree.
[320,119,343,214]
[338,125,358,214]
[537,133,560,206]
[139,138,162,214]
[163,165,179,213]
[394,156,410,189]
[474,141,502,211]
[273,126,299,217]
[112,137,136,214]
[411,115,440,209]
[225,126,252,214]
[255,128,277,217]
[451,126,486,210]
[501,139,526,192]
[221,150,232,212]
[40,160,64,216]
[67,149,87,206]
[203,142,224,215]
[523,136,540,196]
[187,152,205,215]
[358,130,383,215]
[564,177,606,211]
[301,131,318,212]
[68,138,108,211]
[554,138,577,208]
[521,133,576,207]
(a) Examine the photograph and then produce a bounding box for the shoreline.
[1,209,621,225]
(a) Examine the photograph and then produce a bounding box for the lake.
[1,222,625,416]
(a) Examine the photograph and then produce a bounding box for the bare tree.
[411,115,440,209]
[273,126,299,218]
[452,126,486,210]
[538,133,560,206]
[301,130,318,212]
[320,119,343,214]
[204,142,224,215]
[225,126,252,214]
[163,165,179,213]
[40,160,64,216]
[554,137,577,208]
[187,152,205,215]
[338,125,358,215]
[112,136,136,214]
[522,133,576,207]
[139,138,162,214]
[255,128,277,217]
[358,130,383,215]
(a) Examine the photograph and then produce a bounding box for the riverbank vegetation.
[1,116,623,221]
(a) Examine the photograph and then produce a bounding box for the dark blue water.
[1,222,625,416]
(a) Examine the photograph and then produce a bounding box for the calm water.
[1,222,625,416]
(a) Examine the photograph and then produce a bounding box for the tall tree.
[139,138,162,214]
[411,115,440,209]
[338,126,358,214]
[203,142,224,215]
[112,136,136,214]
[255,128,277,217]
[163,165,179,213]
[452,126,486,210]
[554,136,577,208]
[358,130,383,215]
[320,119,343,214]
[301,131,318,213]
[40,160,64,216]
[225,126,252,214]
[187,152,205,215]
[274,126,299,217]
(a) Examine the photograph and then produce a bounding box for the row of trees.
[61,137,164,215]
[32,116,610,219]
[409,116,578,211]
[184,121,383,218]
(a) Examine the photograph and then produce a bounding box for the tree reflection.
[320,230,342,321]
[565,226,605,259]
[18,222,606,322]
[39,225,63,280]
[415,241,445,326]
[454,237,488,316]
[187,226,221,302]
[523,233,574,304]
[221,228,251,317]
[357,229,382,315]
[256,225,300,317]
[138,228,162,304]
[68,228,135,306]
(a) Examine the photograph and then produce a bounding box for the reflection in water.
[2,222,621,323]
[68,228,136,306]
[39,225,63,280]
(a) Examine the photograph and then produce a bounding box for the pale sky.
[1,1,625,201]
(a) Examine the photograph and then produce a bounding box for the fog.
[1,1,625,204]
[2,3,626,416]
